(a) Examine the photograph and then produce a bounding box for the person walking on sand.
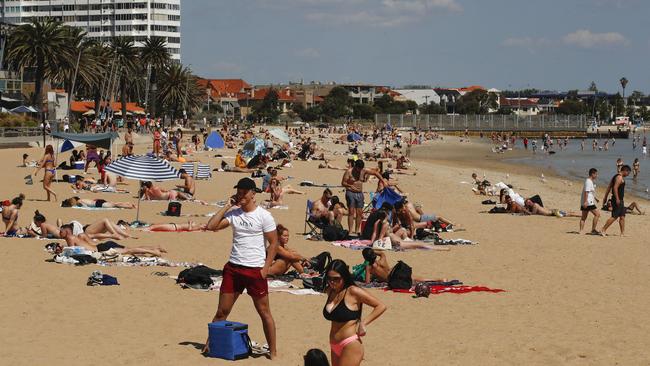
[33,144,57,202]
[203,178,280,359]
[601,165,631,236]
[579,168,601,235]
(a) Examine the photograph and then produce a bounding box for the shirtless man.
[341,159,387,234]
[361,248,440,284]
[142,181,192,201]
[123,128,134,155]
[524,199,581,217]
[505,195,529,215]
[310,188,334,225]
[176,169,196,196]
[404,200,456,227]
[58,224,165,257]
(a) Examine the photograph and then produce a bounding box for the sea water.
[507,138,650,200]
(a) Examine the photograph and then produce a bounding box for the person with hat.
[203,177,280,358]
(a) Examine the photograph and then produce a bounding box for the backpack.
[177,265,222,289]
[387,261,412,290]
[309,252,332,274]
[352,262,367,282]
[489,206,507,214]
[166,201,182,216]
[302,273,327,292]
[322,225,348,241]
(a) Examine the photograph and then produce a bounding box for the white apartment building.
[0,0,181,60]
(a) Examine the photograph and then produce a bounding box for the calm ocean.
[506,138,650,200]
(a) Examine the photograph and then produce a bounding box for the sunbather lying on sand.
[61,196,136,209]
[370,211,448,251]
[602,199,645,215]
[59,224,166,257]
[142,181,192,201]
[361,248,443,284]
[524,199,581,218]
[30,211,135,240]
[404,200,457,228]
[146,221,207,232]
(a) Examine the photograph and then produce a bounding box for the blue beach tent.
[205,131,225,149]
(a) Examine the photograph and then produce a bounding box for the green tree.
[596,99,612,121]
[157,63,202,119]
[419,102,446,114]
[620,77,628,105]
[252,88,280,122]
[6,18,74,113]
[109,36,138,119]
[557,99,586,115]
[588,81,598,92]
[140,37,171,119]
[352,103,376,120]
[321,86,352,119]
[611,93,625,117]
[456,90,497,114]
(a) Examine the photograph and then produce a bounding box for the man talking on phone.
[204,177,279,358]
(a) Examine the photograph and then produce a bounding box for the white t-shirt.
[581,178,596,206]
[225,206,276,268]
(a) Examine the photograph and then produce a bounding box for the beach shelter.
[57,139,83,153]
[51,131,118,150]
[242,137,266,159]
[105,155,181,222]
[269,128,290,143]
[205,131,225,149]
[372,187,403,209]
[10,105,38,114]
[347,132,362,142]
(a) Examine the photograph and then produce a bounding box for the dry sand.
[1,132,649,365]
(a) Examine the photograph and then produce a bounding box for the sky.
[181,0,650,93]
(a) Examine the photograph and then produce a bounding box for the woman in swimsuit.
[33,144,57,201]
[323,260,386,366]
[61,196,136,209]
[268,225,309,276]
[370,211,448,251]
[2,194,27,236]
[85,145,100,173]
[153,128,162,156]
[147,221,207,232]
[30,211,135,240]
[266,177,304,207]
[633,158,640,180]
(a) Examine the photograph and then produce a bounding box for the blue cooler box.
[74,161,85,169]
[208,321,251,360]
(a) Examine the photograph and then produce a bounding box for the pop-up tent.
[204,131,225,149]
[51,131,119,150]
[242,137,266,159]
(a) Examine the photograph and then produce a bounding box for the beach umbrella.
[347,132,362,142]
[269,128,290,143]
[10,105,37,114]
[242,137,266,159]
[205,131,225,149]
[82,110,95,116]
[105,155,180,222]
[57,139,83,153]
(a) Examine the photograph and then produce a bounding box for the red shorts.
[221,262,268,298]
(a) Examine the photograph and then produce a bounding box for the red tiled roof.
[198,78,252,99]
[70,101,144,113]
[248,88,296,102]
[499,97,539,107]
[458,85,486,92]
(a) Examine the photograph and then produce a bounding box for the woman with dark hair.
[323,259,386,366]
[33,144,57,201]
[304,348,330,366]
[29,211,134,240]
[268,224,309,276]
[2,194,27,236]
[328,196,348,227]
[60,196,135,209]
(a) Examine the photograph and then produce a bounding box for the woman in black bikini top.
[322,260,386,366]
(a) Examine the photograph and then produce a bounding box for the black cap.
[233,177,262,193]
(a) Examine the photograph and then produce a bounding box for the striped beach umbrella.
[105,155,180,223]
[105,155,180,181]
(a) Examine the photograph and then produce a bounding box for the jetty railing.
[374,114,588,131]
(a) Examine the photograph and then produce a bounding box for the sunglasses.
[327,276,343,283]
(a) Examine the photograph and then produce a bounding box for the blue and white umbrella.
[105,155,180,181]
[242,138,266,159]
[105,155,181,223]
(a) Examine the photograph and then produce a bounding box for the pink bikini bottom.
[330,334,361,357]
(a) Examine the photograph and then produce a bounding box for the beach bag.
[372,237,392,251]
[529,194,544,207]
[177,265,222,289]
[388,261,412,290]
[489,206,507,214]
[302,273,327,292]
[352,262,367,282]
[415,228,437,241]
[322,225,348,242]
[166,201,182,216]
[414,282,431,298]
[207,321,252,360]
[309,252,332,274]
[71,254,97,266]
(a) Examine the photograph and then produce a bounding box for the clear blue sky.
[181,0,650,93]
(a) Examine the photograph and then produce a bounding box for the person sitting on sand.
[376,171,406,195]
[311,188,335,225]
[328,196,348,227]
[370,211,448,251]
[142,181,192,201]
[504,195,529,214]
[602,199,645,215]
[268,224,309,276]
[318,159,345,170]
[30,211,135,240]
[360,248,442,284]
[524,199,581,218]
[147,221,207,232]
[2,194,27,236]
[471,173,492,195]
[176,169,196,196]
[58,224,166,257]
[61,196,136,209]
[266,177,304,207]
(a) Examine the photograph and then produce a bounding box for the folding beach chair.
[196,163,212,180]
[180,162,196,177]
[362,191,375,217]
[303,200,326,240]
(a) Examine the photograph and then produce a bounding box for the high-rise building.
[0,0,181,60]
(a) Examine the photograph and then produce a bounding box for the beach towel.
[331,239,372,250]
[71,206,120,210]
[172,276,322,295]
[158,211,216,218]
[387,285,505,295]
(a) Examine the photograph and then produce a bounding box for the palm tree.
[140,37,171,119]
[620,77,628,106]
[109,36,138,119]
[157,63,202,120]
[6,18,73,115]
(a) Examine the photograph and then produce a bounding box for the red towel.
[387,285,505,295]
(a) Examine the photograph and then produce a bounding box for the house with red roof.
[245,87,297,114]
[499,97,541,116]
[197,78,253,116]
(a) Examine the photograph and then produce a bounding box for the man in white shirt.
[579,168,601,234]
[204,177,279,358]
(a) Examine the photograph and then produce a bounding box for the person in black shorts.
[579,168,601,235]
[601,165,631,236]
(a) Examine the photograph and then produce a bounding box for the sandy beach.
[1,132,649,366]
